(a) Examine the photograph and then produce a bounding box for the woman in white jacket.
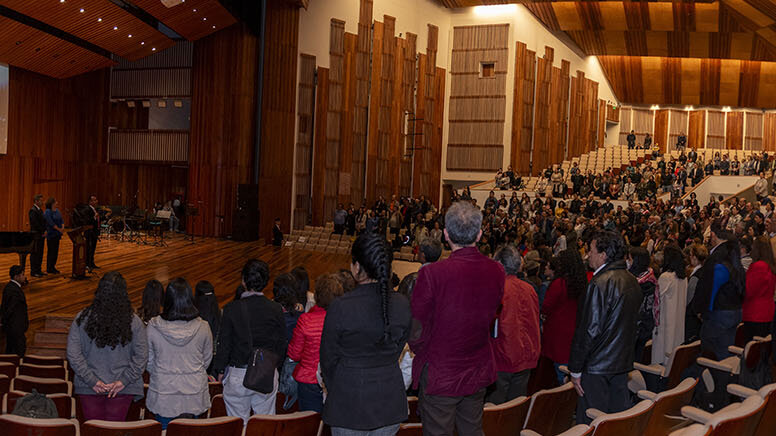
[146,278,213,429]
[652,245,687,366]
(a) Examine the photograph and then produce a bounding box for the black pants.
[486,370,530,405]
[85,233,98,267]
[418,367,486,436]
[46,237,60,272]
[743,321,771,345]
[333,224,344,235]
[297,382,323,413]
[575,373,631,425]
[30,236,44,274]
[4,329,26,357]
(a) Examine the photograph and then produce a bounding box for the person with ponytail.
[320,232,411,435]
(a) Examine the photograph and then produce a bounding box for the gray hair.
[419,238,443,263]
[444,201,482,246]
[494,245,522,276]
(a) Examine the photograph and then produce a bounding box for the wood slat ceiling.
[0,15,114,78]
[0,0,174,61]
[130,0,237,41]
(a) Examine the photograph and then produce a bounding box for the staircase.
[27,314,73,358]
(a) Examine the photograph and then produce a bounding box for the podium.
[67,226,92,279]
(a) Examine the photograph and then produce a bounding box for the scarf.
[638,268,660,327]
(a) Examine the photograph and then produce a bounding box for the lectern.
[67,226,92,279]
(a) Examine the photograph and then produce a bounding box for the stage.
[0,234,354,348]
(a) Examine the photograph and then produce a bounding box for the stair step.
[44,314,74,330]
[34,329,69,345]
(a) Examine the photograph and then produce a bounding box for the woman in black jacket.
[212,259,286,424]
[628,247,657,364]
[320,232,412,435]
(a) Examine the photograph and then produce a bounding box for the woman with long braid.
[320,232,412,436]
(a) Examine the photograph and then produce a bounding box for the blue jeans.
[153,413,195,430]
[553,362,566,386]
[297,382,323,413]
[701,310,742,360]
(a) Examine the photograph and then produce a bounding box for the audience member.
[652,245,687,366]
[44,197,64,274]
[628,247,656,363]
[320,232,411,435]
[418,238,442,266]
[138,280,164,325]
[146,278,213,429]
[1,265,28,356]
[194,280,221,375]
[742,236,776,343]
[488,245,540,403]
[685,244,708,343]
[66,272,148,421]
[287,274,344,413]
[397,273,419,391]
[410,201,504,435]
[290,266,313,312]
[213,260,286,422]
[569,231,641,424]
[272,272,302,344]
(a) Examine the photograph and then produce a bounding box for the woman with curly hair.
[320,232,411,435]
[541,248,587,384]
[66,271,148,421]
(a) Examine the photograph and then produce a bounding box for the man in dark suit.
[0,265,29,356]
[84,195,100,271]
[688,148,697,163]
[28,195,47,278]
[272,218,283,246]
[626,130,636,149]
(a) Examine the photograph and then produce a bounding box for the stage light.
[97,18,102,22]
[113,26,118,30]
[212,25,216,29]
[60,0,65,3]
[141,41,145,45]
[193,8,198,12]
[79,8,85,13]
[152,47,157,51]
[128,34,133,38]
[473,4,517,17]
[203,17,207,21]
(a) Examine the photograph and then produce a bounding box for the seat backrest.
[753,384,776,436]
[707,395,765,435]
[81,419,162,436]
[23,355,65,367]
[483,395,530,436]
[3,390,75,418]
[0,354,21,366]
[397,423,423,436]
[524,382,578,435]
[644,378,698,436]
[18,363,68,380]
[744,338,772,371]
[0,414,78,436]
[208,394,227,418]
[590,399,654,436]
[407,396,420,423]
[166,417,243,436]
[0,362,16,379]
[665,341,701,388]
[244,411,321,436]
[11,375,71,395]
[0,374,9,395]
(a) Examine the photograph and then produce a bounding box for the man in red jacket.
[410,201,504,435]
[489,245,541,403]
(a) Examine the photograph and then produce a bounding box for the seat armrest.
[727,384,758,398]
[696,357,736,373]
[753,336,767,341]
[637,390,657,401]
[558,365,571,375]
[634,362,666,376]
[586,408,605,420]
[727,346,744,356]
[681,406,713,424]
[520,431,541,436]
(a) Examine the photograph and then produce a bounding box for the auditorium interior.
[1,0,776,435]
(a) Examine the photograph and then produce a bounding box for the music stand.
[153,210,171,247]
[67,226,92,280]
[184,206,199,243]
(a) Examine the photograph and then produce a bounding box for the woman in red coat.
[287,274,344,412]
[541,249,587,384]
[742,236,776,343]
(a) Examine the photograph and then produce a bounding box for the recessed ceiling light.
[128,34,132,38]
[212,25,216,29]
[59,0,65,3]
[152,47,156,51]
[79,8,85,13]
[97,18,102,22]
[193,9,197,12]
[141,41,145,45]
[203,17,207,21]
[113,26,118,30]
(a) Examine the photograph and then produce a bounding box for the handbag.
[240,300,280,393]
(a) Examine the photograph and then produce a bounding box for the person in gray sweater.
[146,278,213,429]
[66,271,148,422]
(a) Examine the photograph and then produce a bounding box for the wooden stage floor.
[0,234,354,343]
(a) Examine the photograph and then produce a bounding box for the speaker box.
[232,208,259,241]
[237,184,259,210]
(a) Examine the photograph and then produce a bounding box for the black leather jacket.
[568,260,642,375]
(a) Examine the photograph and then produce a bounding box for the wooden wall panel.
[189,23,259,238]
[619,107,632,144]
[764,113,776,152]
[669,109,689,148]
[726,111,744,150]
[597,99,607,149]
[510,41,535,176]
[414,25,444,199]
[654,109,669,153]
[745,112,763,150]
[632,109,654,145]
[324,20,344,223]
[707,110,726,148]
[532,51,552,176]
[375,17,395,202]
[688,110,706,149]
[446,24,509,172]
[311,67,329,226]
[365,21,384,204]
[293,54,316,230]
[398,34,417,198]
[350,0,372,205]
[338,32,356,206]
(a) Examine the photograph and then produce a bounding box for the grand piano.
[0,232,35,270]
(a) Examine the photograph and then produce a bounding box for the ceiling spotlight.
[193,8,198,12]
[141,41,145,45]
[152,47,156,51]
[79,8,85,13]
[128,34,132,38]
[97,18,102,22]
[60,0,65,3]
[212,25,216,29]
[203,17,207,21]
[113,26,118,30]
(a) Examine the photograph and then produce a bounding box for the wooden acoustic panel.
[293,54,316,230]
[446,24,508,172]
[510,41,535,175]
[688,109,706,148]
[0,0,174,60]
[0,16,114,78]
[707,110,726,149]
[654,109,669,153]
[130,0,237,41]
[764,112,776,152]
[726,110,744,150]
[745,111,763,150]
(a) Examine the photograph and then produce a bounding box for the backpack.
[11,389,59,418]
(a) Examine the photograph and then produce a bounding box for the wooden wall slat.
[324,19,344,223]
[365,21,383,204]
[726,111,744,150]
[597,99,606,149]
[293,54,316,229]
[654,109,669,153]
[744,111,763,151]
[338,32,357,205]
[707,110,726,149]
[510,42,535,176]
[688,110,706,149]
[311,67,329,226]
